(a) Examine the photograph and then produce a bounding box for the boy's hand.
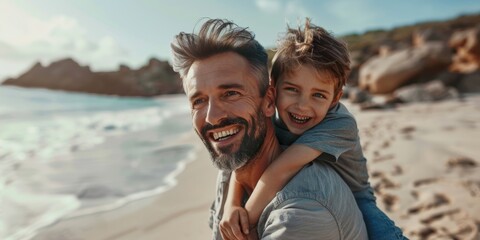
[220,206,250,240]
[246,226,258,240]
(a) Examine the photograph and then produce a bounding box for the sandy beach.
[31,95,480,240]
[32,133,218,240]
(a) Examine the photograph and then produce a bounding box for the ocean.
[0,86,194,240]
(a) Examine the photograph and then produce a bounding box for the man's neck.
[234,125,281,194]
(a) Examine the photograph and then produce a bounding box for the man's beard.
[196,111,266,171]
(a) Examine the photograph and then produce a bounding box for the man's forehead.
[184,52,258,94]
[187,52,248,77]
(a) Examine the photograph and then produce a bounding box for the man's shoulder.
[257,162,368,239]
[275,161,351,204]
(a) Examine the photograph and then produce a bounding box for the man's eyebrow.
[218,83,245,90]
[189,91,202,101]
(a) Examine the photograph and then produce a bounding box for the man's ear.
[263,86,276,117]
[330,89,343,108]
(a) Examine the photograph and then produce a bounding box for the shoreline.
[32,132,218,240]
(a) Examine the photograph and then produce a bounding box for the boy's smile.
[276,65,341,135]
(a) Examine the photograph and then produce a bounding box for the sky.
[1,0,480,81]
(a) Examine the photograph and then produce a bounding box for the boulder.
[348,87,371,103]
[359,42,452,94]
[449,26,480,73]
[456,70,480,93]
[393,80,459,103]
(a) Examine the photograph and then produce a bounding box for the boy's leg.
[354,189,408,240]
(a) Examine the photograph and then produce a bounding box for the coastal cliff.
[2,58,183,97]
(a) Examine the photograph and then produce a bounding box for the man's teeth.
[213,129,239,140]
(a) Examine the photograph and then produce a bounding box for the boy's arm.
[244,144,321,227]
[220,172,250,240]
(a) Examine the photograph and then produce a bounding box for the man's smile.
[207,125,243,148]
[211,127,241,141]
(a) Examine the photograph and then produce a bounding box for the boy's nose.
[295,96,310,110]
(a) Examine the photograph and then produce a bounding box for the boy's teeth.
[290,113,311,123]
[213,128,239,140]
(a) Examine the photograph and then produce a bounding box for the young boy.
[219,19,406,240]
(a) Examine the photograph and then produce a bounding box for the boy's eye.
[312,92,325,99]
[285,87,298,92]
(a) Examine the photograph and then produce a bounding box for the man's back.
[257,160,367,239]
[210,160,367,239]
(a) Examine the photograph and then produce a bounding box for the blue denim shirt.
[209,160,368,239]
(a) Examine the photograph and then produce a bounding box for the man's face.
[184,52,267,171]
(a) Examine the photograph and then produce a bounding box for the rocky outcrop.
[2,58,183,97]
[449,25,480,73]
[358,42,452,94]
[342,13,480,105]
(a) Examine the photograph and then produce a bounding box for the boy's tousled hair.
[171,19,269,96]
[271,18,351,97]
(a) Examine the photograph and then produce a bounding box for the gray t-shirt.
[275,102,371,193]
[209,161,368,239]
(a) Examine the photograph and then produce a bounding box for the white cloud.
[255,0,281,13]
[254,0,312,18]
[0,2,128,79]
[325,0,379,33]
[285,1,310,18]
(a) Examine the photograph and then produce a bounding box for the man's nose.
[206,100,227,125]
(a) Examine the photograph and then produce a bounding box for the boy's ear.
[263,86,276,117]
[330,90,343,108]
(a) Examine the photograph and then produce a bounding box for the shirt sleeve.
[295,114,358,161]
[260,198,341,240]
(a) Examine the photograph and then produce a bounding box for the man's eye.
[313,93,325,99]
[225,91,240,97]
[192,98,205,107]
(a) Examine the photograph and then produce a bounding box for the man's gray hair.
[171,19,269,96]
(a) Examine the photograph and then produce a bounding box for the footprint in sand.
[375,176,399,191]
[400,126,416,134]
[447,157,477,169]
[382,193,399,212]
[399,126,415,140]
[372,153,395,163]
[413,178,439,187]
[409,206,478,240]
[407,191,450,214]
[462,180,480,197]
[407,181,479,239]
[391,165,403,176]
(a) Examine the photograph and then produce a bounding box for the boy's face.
[275,65,341,135]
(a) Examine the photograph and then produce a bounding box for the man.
[171,19,367,239]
